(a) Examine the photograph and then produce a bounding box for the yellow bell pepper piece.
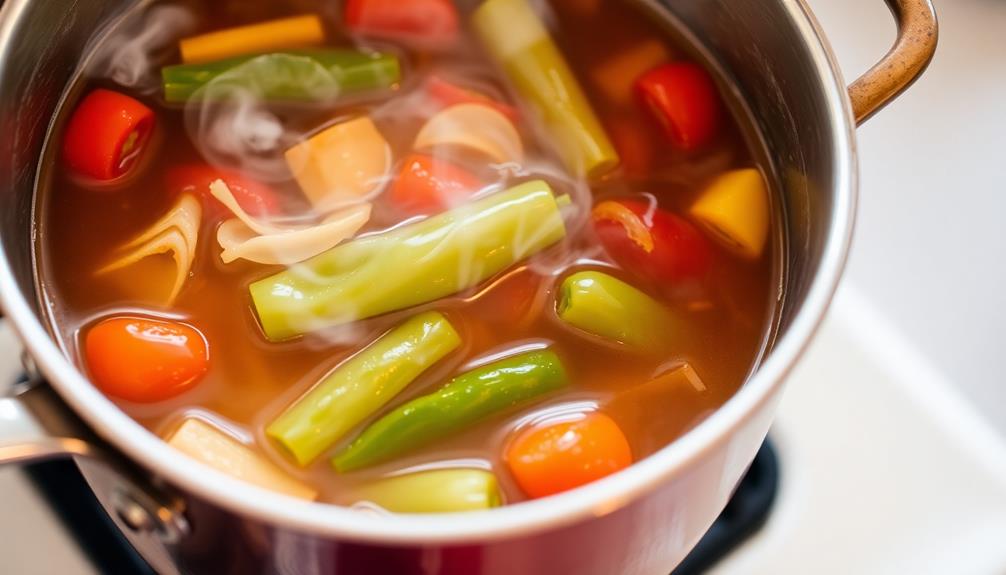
[285,116,391,210]
[690,168,770,259]
[179,15,325,65]
[166,418,317,501]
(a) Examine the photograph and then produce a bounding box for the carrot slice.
[179,15,325,64]
[505,412,632,498]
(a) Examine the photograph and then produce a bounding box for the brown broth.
[35,0,781,507]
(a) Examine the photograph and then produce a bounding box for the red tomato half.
[345,0,459,48]
[389,154,484,215]
[85,317,209,403]
[593,198,712,286]
[635,62,722,151]
[425,76,521,124]
[62,89,155,182]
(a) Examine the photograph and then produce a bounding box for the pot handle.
[847,0,938,125]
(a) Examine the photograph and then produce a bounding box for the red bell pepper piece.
[425,76,520,124]
[165,163,282,218]
[605,115,657,177]
[345,0,459,48]
[62,89,155,182]
[635,62,722,151]
[593,198,712,286]
[389,154,484,215]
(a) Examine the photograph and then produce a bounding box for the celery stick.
[354,469,502,513]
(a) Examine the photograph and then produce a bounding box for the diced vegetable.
[689,168,770,259]
[472,0,619,179]
[62,89,155,181]
[211,180,371,265]
[167,418,317,500]
[162,49,401,103]
[593,199,712,285]
[333,349,569,472]
[591,40,670,105]
[96,194,201,304]
[556,270,680,351]
[353,469,501,513]
[85,316,209,403]
[389,153,484,215]
[166,163,282,218]
[605,115,657,176]
[267,311,461,466]
[179,15,325,64]
[424,76,520,123]
[636,62,722,150]
[414,104,523,165]
[284,117,391,210]
[345,0,459,49]
[504,412,631,498]
[250,180,568,341]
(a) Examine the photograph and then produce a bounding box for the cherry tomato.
[84,317,209,403]
[389,154,484,215]
[345,0,459,49]
[425,76,520,124]
[593,198,712,286]
[165,163,282,218]
[62,89,155,181]
[635,62,722,151]
[505,413,632,498]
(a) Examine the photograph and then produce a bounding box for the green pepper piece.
[556,270,680,351]
[472,0,619,179]
[267,311,461,466]
[333,349,569,472]
[353,469,502,513]
[250,180,568,341]
[162,49,401,103]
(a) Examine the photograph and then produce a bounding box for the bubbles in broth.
[36,0,781,511]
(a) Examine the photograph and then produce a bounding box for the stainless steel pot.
[0,1,937,573]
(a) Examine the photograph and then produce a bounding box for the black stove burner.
[26,439,778,575]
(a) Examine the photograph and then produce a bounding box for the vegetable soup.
[36,0,781,511]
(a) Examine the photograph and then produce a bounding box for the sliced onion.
[414,103,523,164]
[96,194,201,304]
[211,179,371,265]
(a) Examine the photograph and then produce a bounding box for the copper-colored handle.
[848,0,938,125]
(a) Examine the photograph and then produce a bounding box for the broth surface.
[36,0,780,506]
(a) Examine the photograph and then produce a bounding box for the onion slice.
[96,193,201,304]
[210,179,371,265]
[414,103,523,164]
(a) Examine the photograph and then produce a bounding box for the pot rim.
[0,0,856,543]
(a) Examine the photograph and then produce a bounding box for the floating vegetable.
[267,311,461,466]
[179,15,325,64]
[85,316,209,403]
[162,49,401,103]
[210,180,371,265]
[345,0,459,49]
[414,104,523,165]
[62,89,155,182]
[166,163,282,218]
[167,418,317,500]
[504,412,632,498]
[251,180,568,341]
[556,270,680,351]
[605,115,657,176]
[689,168,770,259]
[284,116,391,210]
[424,76,520,123]
[389,153,484,215]
[333,349,569,472]
[472,0,618,179]
[593,199,712,285]
[591,40,670,105]
[636,62,722,151]
[353,469,501,513]
[97,193,201,304]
